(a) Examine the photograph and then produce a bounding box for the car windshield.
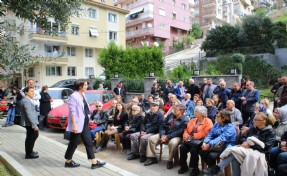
[48,90,62,99]
[85,93,101,104]
[51,80,65,87]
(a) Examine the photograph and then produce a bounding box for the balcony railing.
[126,10,153,24]
[202,10,216,18]
[29,27,67,40]
[126,27,154,39]
[29,50,66,58]
[202,0,217,7]
[119,0,154,10]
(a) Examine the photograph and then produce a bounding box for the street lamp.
[149,72,155,77]
[193,70,200,76]
[230,68,237,75]
[114,73,119,78]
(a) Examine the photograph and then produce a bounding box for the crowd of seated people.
[87,76,287,176]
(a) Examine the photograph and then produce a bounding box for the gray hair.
[132,105,141,112]
[194,106,207,117]
[189,79,194,83]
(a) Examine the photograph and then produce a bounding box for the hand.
[72,125,78,133]
[183,135,189,141]
[241,126,249,135]
[108,116,113,119]
[241,142,250,148]
[240,97,246,101]
[161,135,168,143]
[125,126,129,131]
[277,100,281,103]
[281,147,287,152]
[34,126,38,131]
[242,100,247,105]
[201,143,210,151]
[109,126,115,130]
[50,98,54,102]
[141,131,147,136]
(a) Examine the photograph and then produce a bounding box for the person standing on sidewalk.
[39,85,53,131]
[64,79,106,169]
[20,87,39,159]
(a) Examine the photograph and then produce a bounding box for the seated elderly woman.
[206,98,217,123]
[178,106,213,175]
[273,104,287,140]
[205,112,276,176]
[120,105,143,154]
[90,101,108,143]
[199,109,237,174]
[270,130,287,173]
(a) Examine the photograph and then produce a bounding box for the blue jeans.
[6,106,16,125]
[90,126,103,140]
[218,154,241,176]
[270,147,287,169]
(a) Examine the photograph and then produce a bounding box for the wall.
[275,48,287,67]
[192,75,242,88]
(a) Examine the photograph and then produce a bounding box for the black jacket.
[91,110,108,130]
[112,111,128,133]
[141,110,164,134]
[187,84,200,100]
[159,113,188,139]
[39,91,52,116]
[125,114,143,132]
[113,87,126,98]
[164,86,175,103]
[240,125,276,152]
[230,89,243,110]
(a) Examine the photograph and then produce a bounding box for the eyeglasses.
[96,106,102,107]
[253,119,264,121]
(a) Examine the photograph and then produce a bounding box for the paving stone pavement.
[0,120,136,176]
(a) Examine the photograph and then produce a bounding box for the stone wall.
[192,75,242,88]
[275,48,287,67]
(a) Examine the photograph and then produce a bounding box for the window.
[109,31,117,41]
[89,28,98,37]
[172,0,176,6]
[177,29,182,35]
[88,8,97,19]
[160,24,165,30]
[159,8,165,16]
[85,48,93,57]
[71,25,79,35]
[142,22,146,29]
[182,3,186,10]
[182,17,186,22]
[172,12,177,20]
[46,66,62,76]
[67,47,76,56]
[28,67,35,77]
[85,67,94,77]
[67,67,76,76]
[108,13,117,23]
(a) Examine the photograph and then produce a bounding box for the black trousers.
[25,126,39,155]
[199,150,220,167]
[120,131,134,150]
[241,110,254,125]
[65,120,95,160]
[179,142,201,168]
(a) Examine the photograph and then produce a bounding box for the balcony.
[202,11,216,19]
[202,0,217,8]
[29,27,68,43]
[126,11,153,27]
[201,22,211,28]
[190,2,199,7]
[126,27,154,40]
[118,0,154,10]
[29,50,68,64]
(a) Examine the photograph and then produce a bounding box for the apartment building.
[4,0,128,87]
[190,0,255,35]
[115,0,190,53]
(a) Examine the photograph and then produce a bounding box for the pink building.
[115,0,190,52]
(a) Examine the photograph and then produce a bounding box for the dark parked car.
[50,79,77,90]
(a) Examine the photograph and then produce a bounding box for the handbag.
[184,136,203,148]
[63,131,70,140]
[89,123,97,130]
[209,141,226,153]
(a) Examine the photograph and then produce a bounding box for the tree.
[0,0,82,75]
[201,25,240,56]
[231,53,245,74]
[98,43,164,79]
[190,24,202,39]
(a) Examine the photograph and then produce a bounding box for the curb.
[0,151,32,176]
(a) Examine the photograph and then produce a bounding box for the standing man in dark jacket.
[216,82,231,109]
[128,101,164,163]
[145,104,188,169]
[230,82,243,111]
[20,87,39,159]
[187,79,200,101]
[39,85,53,131]
[113,82,126,103]
[163,80,175,103]
[271,77,283,109]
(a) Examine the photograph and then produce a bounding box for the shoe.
[190,168,200,176]
[65,160,80,168]
[202,166,213,175]
[25,153,39,159]
[139,155,147,163]
[95,146,104,153]
[32,151,38,155]
[127,154,140,160]
[166,161,173,169]
[126,149,132,155]
[91,160,106,169]
[144,157,158,166]
[178,166,188,174]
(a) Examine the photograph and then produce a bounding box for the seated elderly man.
[225,100,243,128]
[127,101,164,163]
[145,104,189,169]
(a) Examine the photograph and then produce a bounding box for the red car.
[0,100,9,115]
[47,90,116,129]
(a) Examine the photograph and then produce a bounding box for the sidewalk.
[0,119,136,176]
